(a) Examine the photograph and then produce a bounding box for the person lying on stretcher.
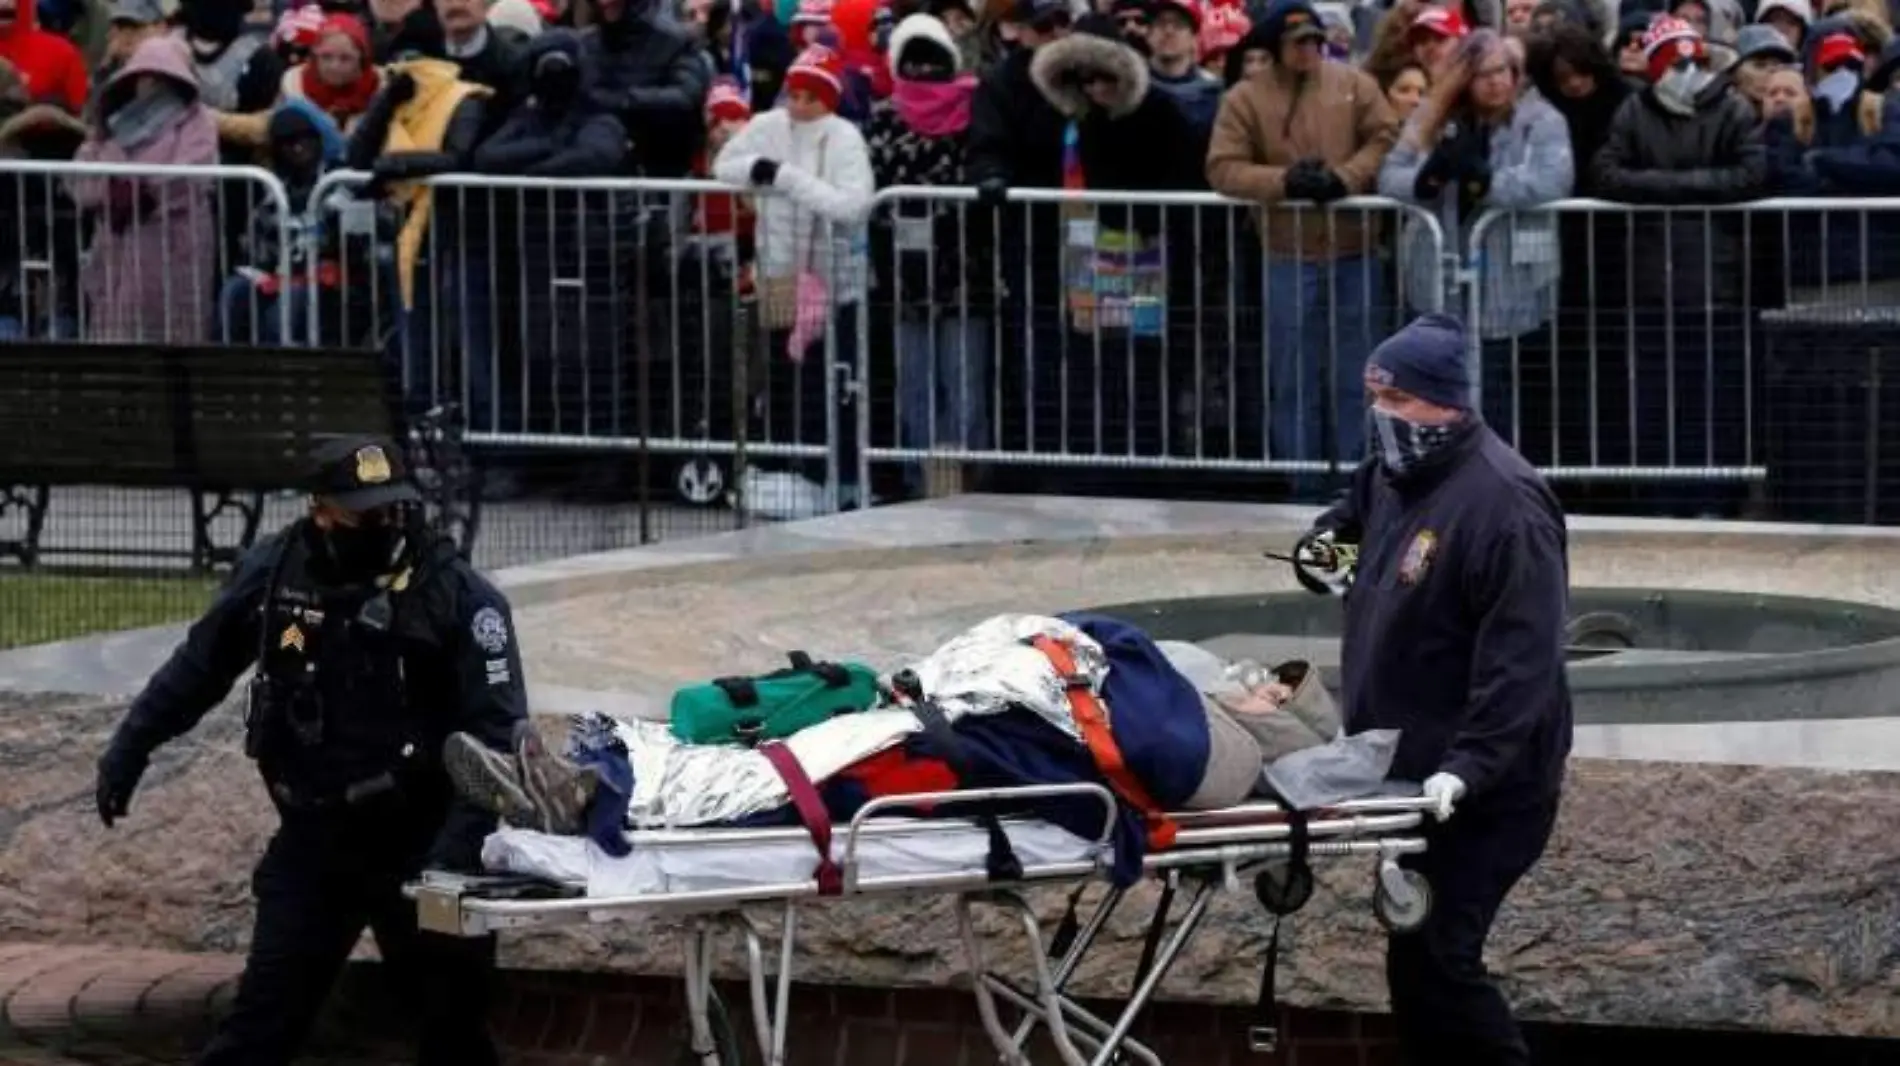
[441,614,1375,870]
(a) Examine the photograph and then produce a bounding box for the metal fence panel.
[1464,197,1900,509]
[856,188,1444,492]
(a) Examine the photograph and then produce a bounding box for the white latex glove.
[1422,772,1466,822]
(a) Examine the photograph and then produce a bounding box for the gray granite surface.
[8,495,1900,1037]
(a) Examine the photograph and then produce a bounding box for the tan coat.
[1205,61,1400,263]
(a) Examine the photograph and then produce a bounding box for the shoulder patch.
[471,606,510,654]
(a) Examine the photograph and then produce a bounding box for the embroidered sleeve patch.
[471,606,510,654]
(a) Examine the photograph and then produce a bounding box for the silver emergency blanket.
[613,614,1098,828]
[906,614,1093,743]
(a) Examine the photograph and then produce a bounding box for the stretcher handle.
[841,783,1118,892]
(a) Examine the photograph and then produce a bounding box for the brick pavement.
[0,943,242,1065]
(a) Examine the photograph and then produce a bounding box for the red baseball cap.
[1814,33,1866,70]
[1410,5,1468,38]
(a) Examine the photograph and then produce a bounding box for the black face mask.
[182,1,247,42]
[311,507,412,581]
[534,54,582,105]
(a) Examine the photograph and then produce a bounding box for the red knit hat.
[274,4,328,52]
[705,76,752,125]
[1641,13,1704,82]
[785,44,846,111]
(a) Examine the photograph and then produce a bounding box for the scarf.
[1367,406,1474,478]
[106,87,188,151]
[300,62,381,122]
[1652,64,1714,117]
[891,74,976,137]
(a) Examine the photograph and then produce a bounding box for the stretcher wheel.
[1373,868,1433,934]
[674,986,746,1066]
[1253,860,1315,916]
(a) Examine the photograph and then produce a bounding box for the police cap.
[306,435,421,511]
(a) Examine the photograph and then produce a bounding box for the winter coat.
[66,36,220,343]
[1206,58,1400,263]
[0,98,88,325]
[864,91,992,307]
[713,107,875,304]
[965,42,1071,305]
[1378,92,1573,338]
[1590,81,1766,307]
[583,1,712,177]
[345,57,493,308]
[472,29,633,299]
[1028,29,1204,239]
[0,0,89,113]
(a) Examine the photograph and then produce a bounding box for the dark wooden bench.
[0,341,479,570]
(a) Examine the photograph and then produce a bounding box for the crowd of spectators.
[1,0,1898,511]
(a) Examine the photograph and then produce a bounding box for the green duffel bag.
[669,651,883,747]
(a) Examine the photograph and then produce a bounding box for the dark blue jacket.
[1315,422,1573,805]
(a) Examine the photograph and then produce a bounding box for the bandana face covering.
[1652,60,1714,116]
[1367,406,1460,476]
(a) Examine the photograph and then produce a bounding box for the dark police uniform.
[94,437,525,1066]
[1314,421,1573,1066]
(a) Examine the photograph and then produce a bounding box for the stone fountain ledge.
[7,496,1900,1038]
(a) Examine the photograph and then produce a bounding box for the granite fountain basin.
[1090,588,1900,725]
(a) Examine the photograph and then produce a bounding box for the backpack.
[669,651,882,746]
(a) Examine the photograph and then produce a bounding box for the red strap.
[759,742,842,896]
[1029,635,1179,851]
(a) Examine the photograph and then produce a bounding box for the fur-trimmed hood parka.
[1029,16,1154,119]
[1025,16,1203,224]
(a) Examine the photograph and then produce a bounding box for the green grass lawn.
[0,572,219,651]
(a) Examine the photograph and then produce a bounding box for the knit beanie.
[705,75,752,123]
[1365,313,1472,410]
[785,43,846,110]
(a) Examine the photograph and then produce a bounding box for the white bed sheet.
[482,819,1105,898]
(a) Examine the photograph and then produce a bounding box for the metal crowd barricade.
[856,187,1444,493]
[1464,197,1900,500]
[0,159,294,344]
[298,170,862,513]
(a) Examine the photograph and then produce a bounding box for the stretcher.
[408,784,1438,1066]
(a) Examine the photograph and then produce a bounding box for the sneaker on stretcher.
[442,721,604,835]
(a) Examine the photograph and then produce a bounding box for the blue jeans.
[400,257,496,431]
[1263,256,1386,494]
[217,275,315,346]
[0,313,78,340]
[897,312,992,491]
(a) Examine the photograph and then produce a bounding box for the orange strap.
[1029,635,1178,851]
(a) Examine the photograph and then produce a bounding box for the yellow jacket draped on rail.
[381,58,490,310]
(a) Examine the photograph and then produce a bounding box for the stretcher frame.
[409,785,1437,1066]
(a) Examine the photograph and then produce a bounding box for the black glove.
[383,70,417,107]
[749,157,780,187]
[1414,144,1457,200]
[95,741,149,828]
[974,176,1009,209]
[1282,158,1326,203]
[1309,167,1350,204]
[1456,157,1492,216]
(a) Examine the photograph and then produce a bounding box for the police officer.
[93,435,525,1066]
[1296,314,1573,1066]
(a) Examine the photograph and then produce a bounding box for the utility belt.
[267,769,404,812]
[245,674,427,812]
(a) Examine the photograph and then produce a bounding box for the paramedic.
[1304,313,1572,1066]
[92,435,525,1066]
